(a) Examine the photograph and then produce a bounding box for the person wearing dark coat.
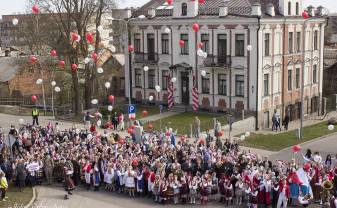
[283,114,290,130]
[16,159,27,192]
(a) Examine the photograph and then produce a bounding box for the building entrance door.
[181,72,190,105]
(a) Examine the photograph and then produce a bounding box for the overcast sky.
[0,0,336,16]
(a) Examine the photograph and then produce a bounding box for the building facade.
[129,0,325,129]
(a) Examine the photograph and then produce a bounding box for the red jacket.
[279,182,290,198]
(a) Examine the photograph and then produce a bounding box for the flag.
[168,73,174,109]
[192,73,199,112]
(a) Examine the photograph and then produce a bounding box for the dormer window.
[182,3,187,16]
[288,1,291,15]
[296,2,299,15]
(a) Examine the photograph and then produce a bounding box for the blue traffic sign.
[128,105,136,114]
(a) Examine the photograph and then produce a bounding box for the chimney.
[219,0,229,17]
[148,7,156,18]
[251,3,262,16]
[307,5,315,17]
[266,3,275,17]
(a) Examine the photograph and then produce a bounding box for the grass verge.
[0,184,33,208]
[240,121,337,151]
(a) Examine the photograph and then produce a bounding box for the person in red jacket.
[277,178,290,208]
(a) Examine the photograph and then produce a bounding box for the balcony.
[134,52,159,64]
[203,55,230,67]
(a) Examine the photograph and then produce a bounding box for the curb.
[24,187,36,208]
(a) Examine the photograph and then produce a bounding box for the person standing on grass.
[193,116,200,139]
[32,107,39,126]
[283,114,290,131]
[0,171,8,202]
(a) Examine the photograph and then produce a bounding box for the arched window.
[295,2,299,15]
[288,1,292,15]
[182,3,187,16]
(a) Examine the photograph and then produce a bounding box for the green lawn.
[145,112,227,135]
[240,122,337,151]
[1,183,33,208]
[135,105,163,119]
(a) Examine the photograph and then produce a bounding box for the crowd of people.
[0,116,336,207]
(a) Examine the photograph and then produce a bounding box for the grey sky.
[1,0,337,16]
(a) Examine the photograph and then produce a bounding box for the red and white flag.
[192,73,199,112]
[168,73,174,109]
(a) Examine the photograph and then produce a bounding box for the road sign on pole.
[128,104,136,119]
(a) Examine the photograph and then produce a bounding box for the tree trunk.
[84,64,93,109]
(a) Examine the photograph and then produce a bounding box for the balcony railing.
[203,55,231,67]
[134,52,159,64]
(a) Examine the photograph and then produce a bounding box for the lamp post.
[109,15,146,107]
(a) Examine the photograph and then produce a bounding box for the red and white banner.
[192,73,199,112]
[168,73,174,109]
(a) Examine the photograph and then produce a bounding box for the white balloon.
[171,77,177,83]
[84,57,91,64]
[97,67,104,74]
[97,120,102,127]
[36,78,43,85]
[51,81,56,86]
[105,82,111,89]
[240,135,246,141]
[19,118,24,124]
[149,95,154,101]
[245,131,251,137]
[247,45,252,51]
[76,35,81,42]
[143,66,149,72]
[202,52,208,58]
[12,18,19,26]
[54,86,61,92]
[23,133,28,139]
[155,85,161,92]
[75,129,80,134]
[197,49,204,57]
[97,25,104,34]
[91,99,98,105]
[201,70,206,77]
[87,134,93,140]
[88,45,94,52]
[108,105,113,111]
[110,45,116,53]
[164,27,171,34]
[79,78,86,84]
[328,124,334,131]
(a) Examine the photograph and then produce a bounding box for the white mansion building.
[127,0,326,129]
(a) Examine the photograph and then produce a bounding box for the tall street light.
[108,15,146,107]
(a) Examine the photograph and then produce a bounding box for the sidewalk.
[138,111,180,123]
[258,111,337,135]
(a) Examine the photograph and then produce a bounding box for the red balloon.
[302,11,309,19]
[119,138,125,144]
[108,95,115,103]
[166,0,173,5]
[59,60,65,67]
[292,145,301,153]
[31,95,37,102]
[127,128,133,134]
[141,110,148,117]
[50,49,57,57]
[198,42,204,49]
[165,131,170,137]
[91,52,98,62]
[130,115,136,120]
[131,125,136,129]
[198,0,205,4]
[32,5,39,14]
[71,64,78,73]
[132,159,139,166]
[192,23,200,32]
[147,123,153,130]
[86,33,94,44]
[179,40,185,47]
[303,163,311,171]
[71,33,79,41]
[30,56,38,64]
[128,45,134,52]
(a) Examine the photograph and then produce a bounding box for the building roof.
[324,48,337,69]
[0,57,20,82]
